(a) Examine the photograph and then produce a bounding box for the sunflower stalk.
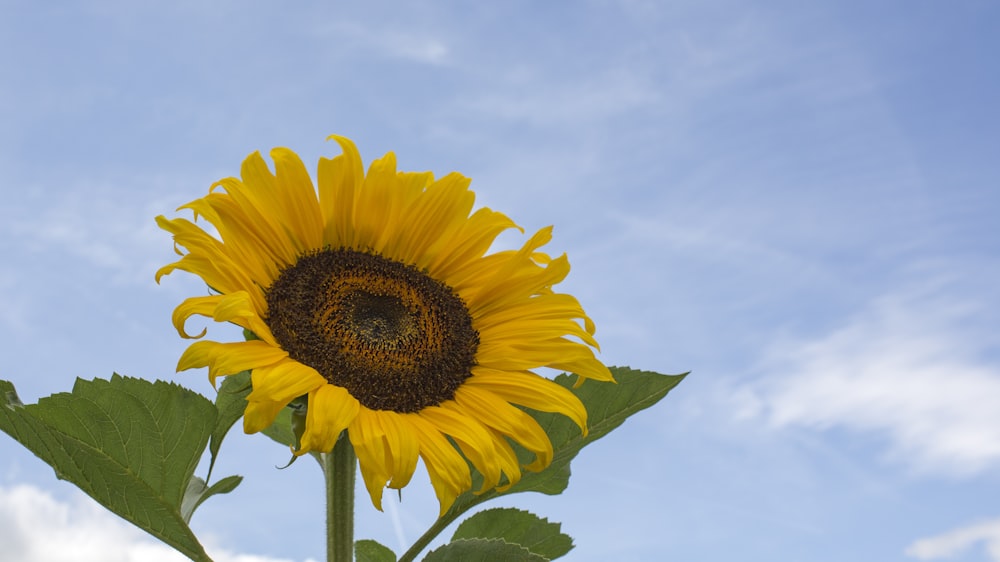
[324,433,356,562]
[397,508,466,562]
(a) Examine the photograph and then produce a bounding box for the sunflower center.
[264,248,479,412]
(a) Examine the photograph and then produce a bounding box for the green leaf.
[0,376,218,562]
[516,367,686,494]
[356,539,398,562]
[452,508,572,559]
[207,370,252,481]
[181,474,243,523]
[443,367,686,520]
[423,538,547,562]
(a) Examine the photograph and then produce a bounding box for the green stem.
[397,490,497,562]
[325,432,356,562]
[398,514,456,562]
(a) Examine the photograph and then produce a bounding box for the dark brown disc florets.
[264,248,479,412]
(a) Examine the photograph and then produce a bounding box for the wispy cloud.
[0,484,318,562]
[736,277,1000,477]
[309,19,451,65]
[458,67,660,126]
[1,182,185,287]
[0,273,29,333]
[906,518,1000,561]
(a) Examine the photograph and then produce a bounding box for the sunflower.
[156,135,613,515]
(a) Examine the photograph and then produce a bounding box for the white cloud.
[906,518,1000,561]
[0,273,29,333]
[310,20,450,65]
[0,484,317,562]
[737,280,1000,476]
[2,183,183,287]
[460,67,661,126]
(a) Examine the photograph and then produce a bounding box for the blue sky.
[2,1,999,560]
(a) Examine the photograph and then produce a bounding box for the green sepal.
[260,395,323,468]
[289,395,309,450]
[0,375,219,562]
[423,538,548,561]
[261,405,297,447]
[356,539,398,562]
[452,508,572,560]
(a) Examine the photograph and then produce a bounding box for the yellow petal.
[170,295,223,339]
[211,291,276,345]
[467,368,588,435]
[177,340,288,387]
[474,292,596,336]
[475,339,613,382]
[244,399,288,434]
[352,151,399,252]
[379,411,421,490]
[419,405,501,492]
[405,415,471,516]
[209,178,297,269]
[298,384,360,454]
[155,215,258,297]
[376,170,430,260]
[427,208,520,283]
[453,385,553,472]
[349,409,392,511]
[179,195,278,287]
[386,172,470,265]
[248,359,326,406]
[318,135,365,247]
[467,253,571,318]
[271,147,324,250]
[549,354,615,383]
[484,427,522,492]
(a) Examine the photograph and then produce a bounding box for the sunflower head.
[157,135,614,515]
